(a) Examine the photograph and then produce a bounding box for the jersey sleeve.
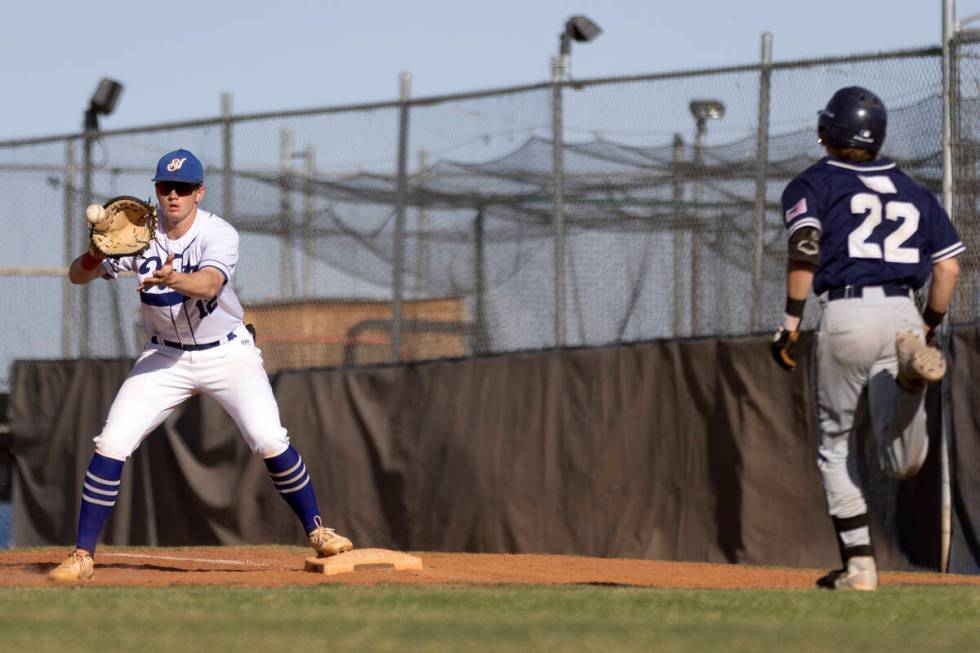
[780,177,821,236]
[198,220,239,284]
[926,195,965,263]
[99,255,135,279]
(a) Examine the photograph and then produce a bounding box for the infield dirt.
[2,547,979,589]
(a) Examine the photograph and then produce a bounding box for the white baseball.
[86,204,107,225]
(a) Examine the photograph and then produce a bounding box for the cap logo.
[166,157,187,172]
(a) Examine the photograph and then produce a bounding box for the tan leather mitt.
[89,196,156,258]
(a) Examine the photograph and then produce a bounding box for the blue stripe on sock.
[273,465,307,487]
[84,473,120,494]
[277,473,311,494]
[264,446,301,475]
[89,453,124,479]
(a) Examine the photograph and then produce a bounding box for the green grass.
[2,585,980,653]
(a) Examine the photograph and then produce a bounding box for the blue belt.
[151,331,237,351]
[825,284,911,301]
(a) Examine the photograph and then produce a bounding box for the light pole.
[687,99,724,334]
[80,78,124,356]
[552,15,601,347]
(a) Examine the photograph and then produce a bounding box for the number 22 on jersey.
[847,175,920,264]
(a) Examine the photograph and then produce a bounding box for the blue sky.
[3,0,978,139]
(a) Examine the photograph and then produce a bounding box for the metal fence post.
[222,93,234,221]
[392,71,411,363]
[280,128,294,298]
[671,133,685,336]
[80,129,94,356]
[473,206,487,353]
[551,55,567,347]
[939,0,957,576]
[751,32,773,332]
[303,146,316,296]
[416,150,429,297]
[108,168,126,356]
[62,140,76,357]
[691,124,704,335]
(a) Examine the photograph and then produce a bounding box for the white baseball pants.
[93,325,290,460]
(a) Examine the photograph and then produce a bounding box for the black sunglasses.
[155,181,200,196]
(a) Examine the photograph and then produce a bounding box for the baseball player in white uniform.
[49,149,352,582]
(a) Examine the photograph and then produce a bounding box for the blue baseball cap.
[152,148,204,184]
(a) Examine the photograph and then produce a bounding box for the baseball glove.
[89,196,157,258]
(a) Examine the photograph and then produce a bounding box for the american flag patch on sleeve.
[785,198,807,223]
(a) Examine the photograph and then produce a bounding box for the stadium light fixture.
[555,15,602,78]
[84,78,124,132]
[689,99,726,156]
[689,100,726,133]
[560,15,603,56]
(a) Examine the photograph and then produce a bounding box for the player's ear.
[196,184,206,203]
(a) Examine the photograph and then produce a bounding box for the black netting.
[2,47,976,385]
[952,31,980,323]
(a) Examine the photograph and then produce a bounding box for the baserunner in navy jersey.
[48,149,353,582]
[770,87,964,591]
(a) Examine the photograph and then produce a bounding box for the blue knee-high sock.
[76,453,124,554]
[264,445,321,534]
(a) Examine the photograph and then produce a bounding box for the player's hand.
[925,326,938,347]
[770,326,800,372]
[138,253,177,291]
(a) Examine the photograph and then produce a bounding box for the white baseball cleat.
[308,517,353,557]
[896,330,945,392]
[48,549,95,583]
[816,555,879,591]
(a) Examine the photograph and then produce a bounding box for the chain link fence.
[1,44,977,390]
[953,30,980,323]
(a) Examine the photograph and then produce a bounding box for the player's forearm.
[786,262,815,301]
[778,261,815,332]
[927,257,960,315]
[68,253,104,285]
[165,269,224,300]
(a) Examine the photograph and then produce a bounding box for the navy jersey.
[781,156,964,294]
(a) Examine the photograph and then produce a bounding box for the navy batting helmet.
[817,86,887,154]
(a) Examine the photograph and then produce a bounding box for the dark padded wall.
[949,326,980,573]
[10,327,970,572]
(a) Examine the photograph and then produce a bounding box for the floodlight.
[689,100,726,122]
[559,15,602,56]
[84,77,124,131]
[90,78,124,115]
[565,15,602,43]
